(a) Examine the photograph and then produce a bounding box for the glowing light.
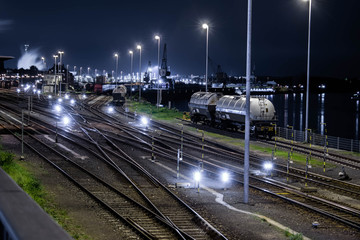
[155,35,160,40]
[137,45,141,50]
[108,106,114,113]
[62,116,70,125]
[263,162,273,171]
[141,116,149,125]
[194,171,201,182]
[202,23,209,29]
[58,98,63,103]
[48,95,52,99]
[70,99,75,104]
[64,94,69,99]
[221,172,230,183]
[16,88,20,93]
[54,104,61,112]
[82,94,86,99]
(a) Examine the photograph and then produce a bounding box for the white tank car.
[112,85,127,106]
[216,95,277,137]
[188,92,223,124]
[215,95,276,123]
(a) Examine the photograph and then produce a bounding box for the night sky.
[1,0,360,78]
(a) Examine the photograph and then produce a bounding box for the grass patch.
[126,100,184,121]
[0,147,91,240]
[284,229,304,240]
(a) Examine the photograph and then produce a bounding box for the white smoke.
[17,48,45,70]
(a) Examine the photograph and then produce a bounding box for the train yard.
[0,88,360,239]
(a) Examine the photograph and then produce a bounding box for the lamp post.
[155,35,161,107]
[87,67,90,76]
[304,0,312,143]
[129,50,133,98]
[79,67,82,81]
[114,53,118,87]
[244,0,252,204]
[53,55,58,96]
[41,57,46,70]
[202,23,209,92]
[137,45,142,101]
[58,51,64,73]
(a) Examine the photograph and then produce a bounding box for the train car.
[112,85,127,106]
[188,92,222,125]
[215,95,277,138]
[94,83,103,94]
[188,91,277,138]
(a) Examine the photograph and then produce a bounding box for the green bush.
[0,151,14,166]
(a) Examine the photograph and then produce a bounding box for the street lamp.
[137,45,142,101]
[41,57,46,69]
[53,55,58,96]
[114,53,119,86]
[155,35,161,107]
[202,23,209,92]
[87,67,90,76]
[303,0,312,143]
[58,51,64,73]
[129,50,133,98]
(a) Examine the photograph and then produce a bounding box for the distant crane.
[159,43,173,88]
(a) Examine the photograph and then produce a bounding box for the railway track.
[1,90,360,233]
[0,97,227,239]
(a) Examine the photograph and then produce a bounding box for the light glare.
[264,162,273,171]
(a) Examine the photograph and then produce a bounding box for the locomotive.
[112,85,127,106]
[188,91,277,138]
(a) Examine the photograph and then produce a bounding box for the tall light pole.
[58,51,64,73]
[129,50,133,98]
[80,67,82,81]
[114,53,119,87]
[202,23,209,92]
[155,35,161,107]
[53,55,58,96]
[41,57,46,70]
[304,0,312,143]
[137,45,142,101]
[87,67,90,76]
[244,0,252,204]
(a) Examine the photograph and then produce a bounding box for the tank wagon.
[188,92,223,125]
[112,85,127,106]
[189,92,277,138]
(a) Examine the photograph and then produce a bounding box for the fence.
[277,127,360,153]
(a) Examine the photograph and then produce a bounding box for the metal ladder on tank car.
[258,97,266,118]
